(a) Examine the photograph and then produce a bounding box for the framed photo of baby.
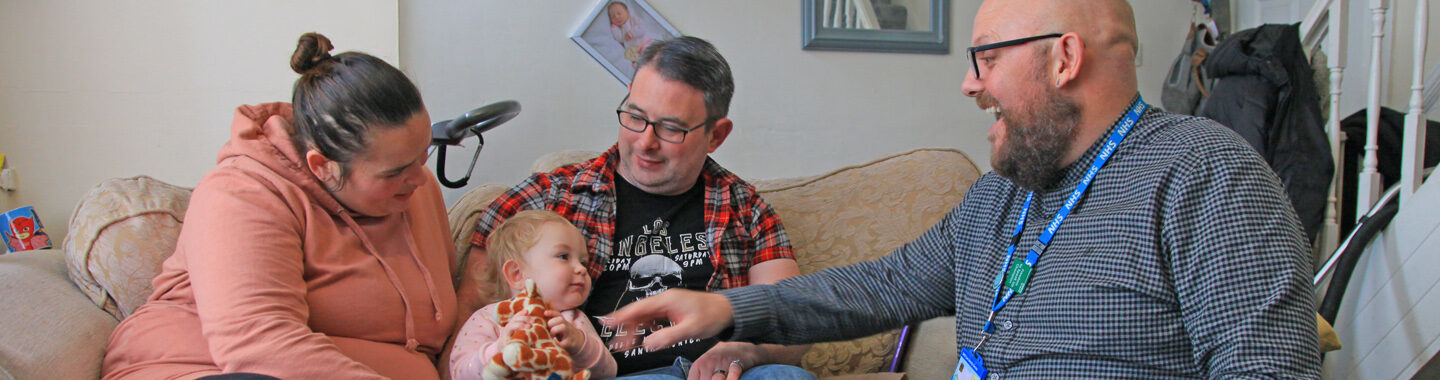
[571,0,680,85]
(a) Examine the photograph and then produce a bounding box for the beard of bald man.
[984,48,1083,192]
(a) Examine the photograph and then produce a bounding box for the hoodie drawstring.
[338,210,421,353]
[401,212,446,323]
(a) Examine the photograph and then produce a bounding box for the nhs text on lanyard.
[953,97,1147,380]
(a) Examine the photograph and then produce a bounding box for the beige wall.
[401,0,1198,206]
[0,0,398,241]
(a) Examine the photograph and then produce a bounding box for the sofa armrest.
[0,249,118,380]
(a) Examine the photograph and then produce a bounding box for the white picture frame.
[570,0,681,85]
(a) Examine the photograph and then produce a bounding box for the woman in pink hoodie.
[102,33,456,380]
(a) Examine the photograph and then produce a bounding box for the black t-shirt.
[584,174,717,375]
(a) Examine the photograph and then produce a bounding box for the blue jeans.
[613,357,817,380]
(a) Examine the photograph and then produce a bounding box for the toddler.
[450,210,616,380]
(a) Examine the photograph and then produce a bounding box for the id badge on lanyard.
[953,347,989,380]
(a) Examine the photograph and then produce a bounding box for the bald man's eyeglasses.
[966,34,1063,79]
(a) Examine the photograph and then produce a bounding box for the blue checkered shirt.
[723,106,1322,378]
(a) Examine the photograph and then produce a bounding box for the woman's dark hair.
[289,32,423,180]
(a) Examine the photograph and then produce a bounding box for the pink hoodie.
[103,103,457,380]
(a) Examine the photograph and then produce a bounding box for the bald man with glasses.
[605,1,1322,378]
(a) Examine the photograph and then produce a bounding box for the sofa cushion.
[530,150,604,174]
[446,148,982,377]
[753,148,979,376]
[0,249,119,380]
[63,175,192,320]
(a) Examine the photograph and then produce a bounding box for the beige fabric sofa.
[0,148,981,380]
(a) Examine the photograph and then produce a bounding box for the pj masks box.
[2,206,52,253]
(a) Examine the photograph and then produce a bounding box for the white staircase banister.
[1400,0,1429,203]
[821,0,880,29]
[1301,0,1336,57]
[1303,0,1349,256]
[1356,0,1389,221]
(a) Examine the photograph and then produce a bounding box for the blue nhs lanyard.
[976,96,1147,345]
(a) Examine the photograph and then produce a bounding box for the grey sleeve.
[720,207,962,345]
[1162,142,1322,378]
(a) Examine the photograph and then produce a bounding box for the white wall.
[401,0,1196,205]
[0,0,398,241]
[0,1,1196,243]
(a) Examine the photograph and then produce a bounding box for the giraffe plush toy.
[482,279,590,380]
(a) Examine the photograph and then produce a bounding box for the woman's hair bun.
[290,32,335,75]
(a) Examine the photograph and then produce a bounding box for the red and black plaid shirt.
[470,145,794,290]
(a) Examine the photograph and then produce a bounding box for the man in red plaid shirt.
[463,37,814,380]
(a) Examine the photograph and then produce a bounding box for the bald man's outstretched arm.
[606,207,961,348]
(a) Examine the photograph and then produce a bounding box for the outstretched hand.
[602,289,735,353]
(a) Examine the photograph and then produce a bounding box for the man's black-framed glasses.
[615,95,713,144]
[966,33,1063,79]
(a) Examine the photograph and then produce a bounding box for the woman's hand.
[544,310,584,355]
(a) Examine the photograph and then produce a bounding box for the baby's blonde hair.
[484,210,579,297]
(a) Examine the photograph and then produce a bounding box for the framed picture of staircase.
[802,0,950,54]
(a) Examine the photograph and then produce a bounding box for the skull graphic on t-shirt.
[625,254,683,298]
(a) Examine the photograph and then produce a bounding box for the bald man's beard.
[989,83,1082,192]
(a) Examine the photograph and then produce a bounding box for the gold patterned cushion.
[445,148,982,377]
[754,148,980,376]
[63,176,192,320]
